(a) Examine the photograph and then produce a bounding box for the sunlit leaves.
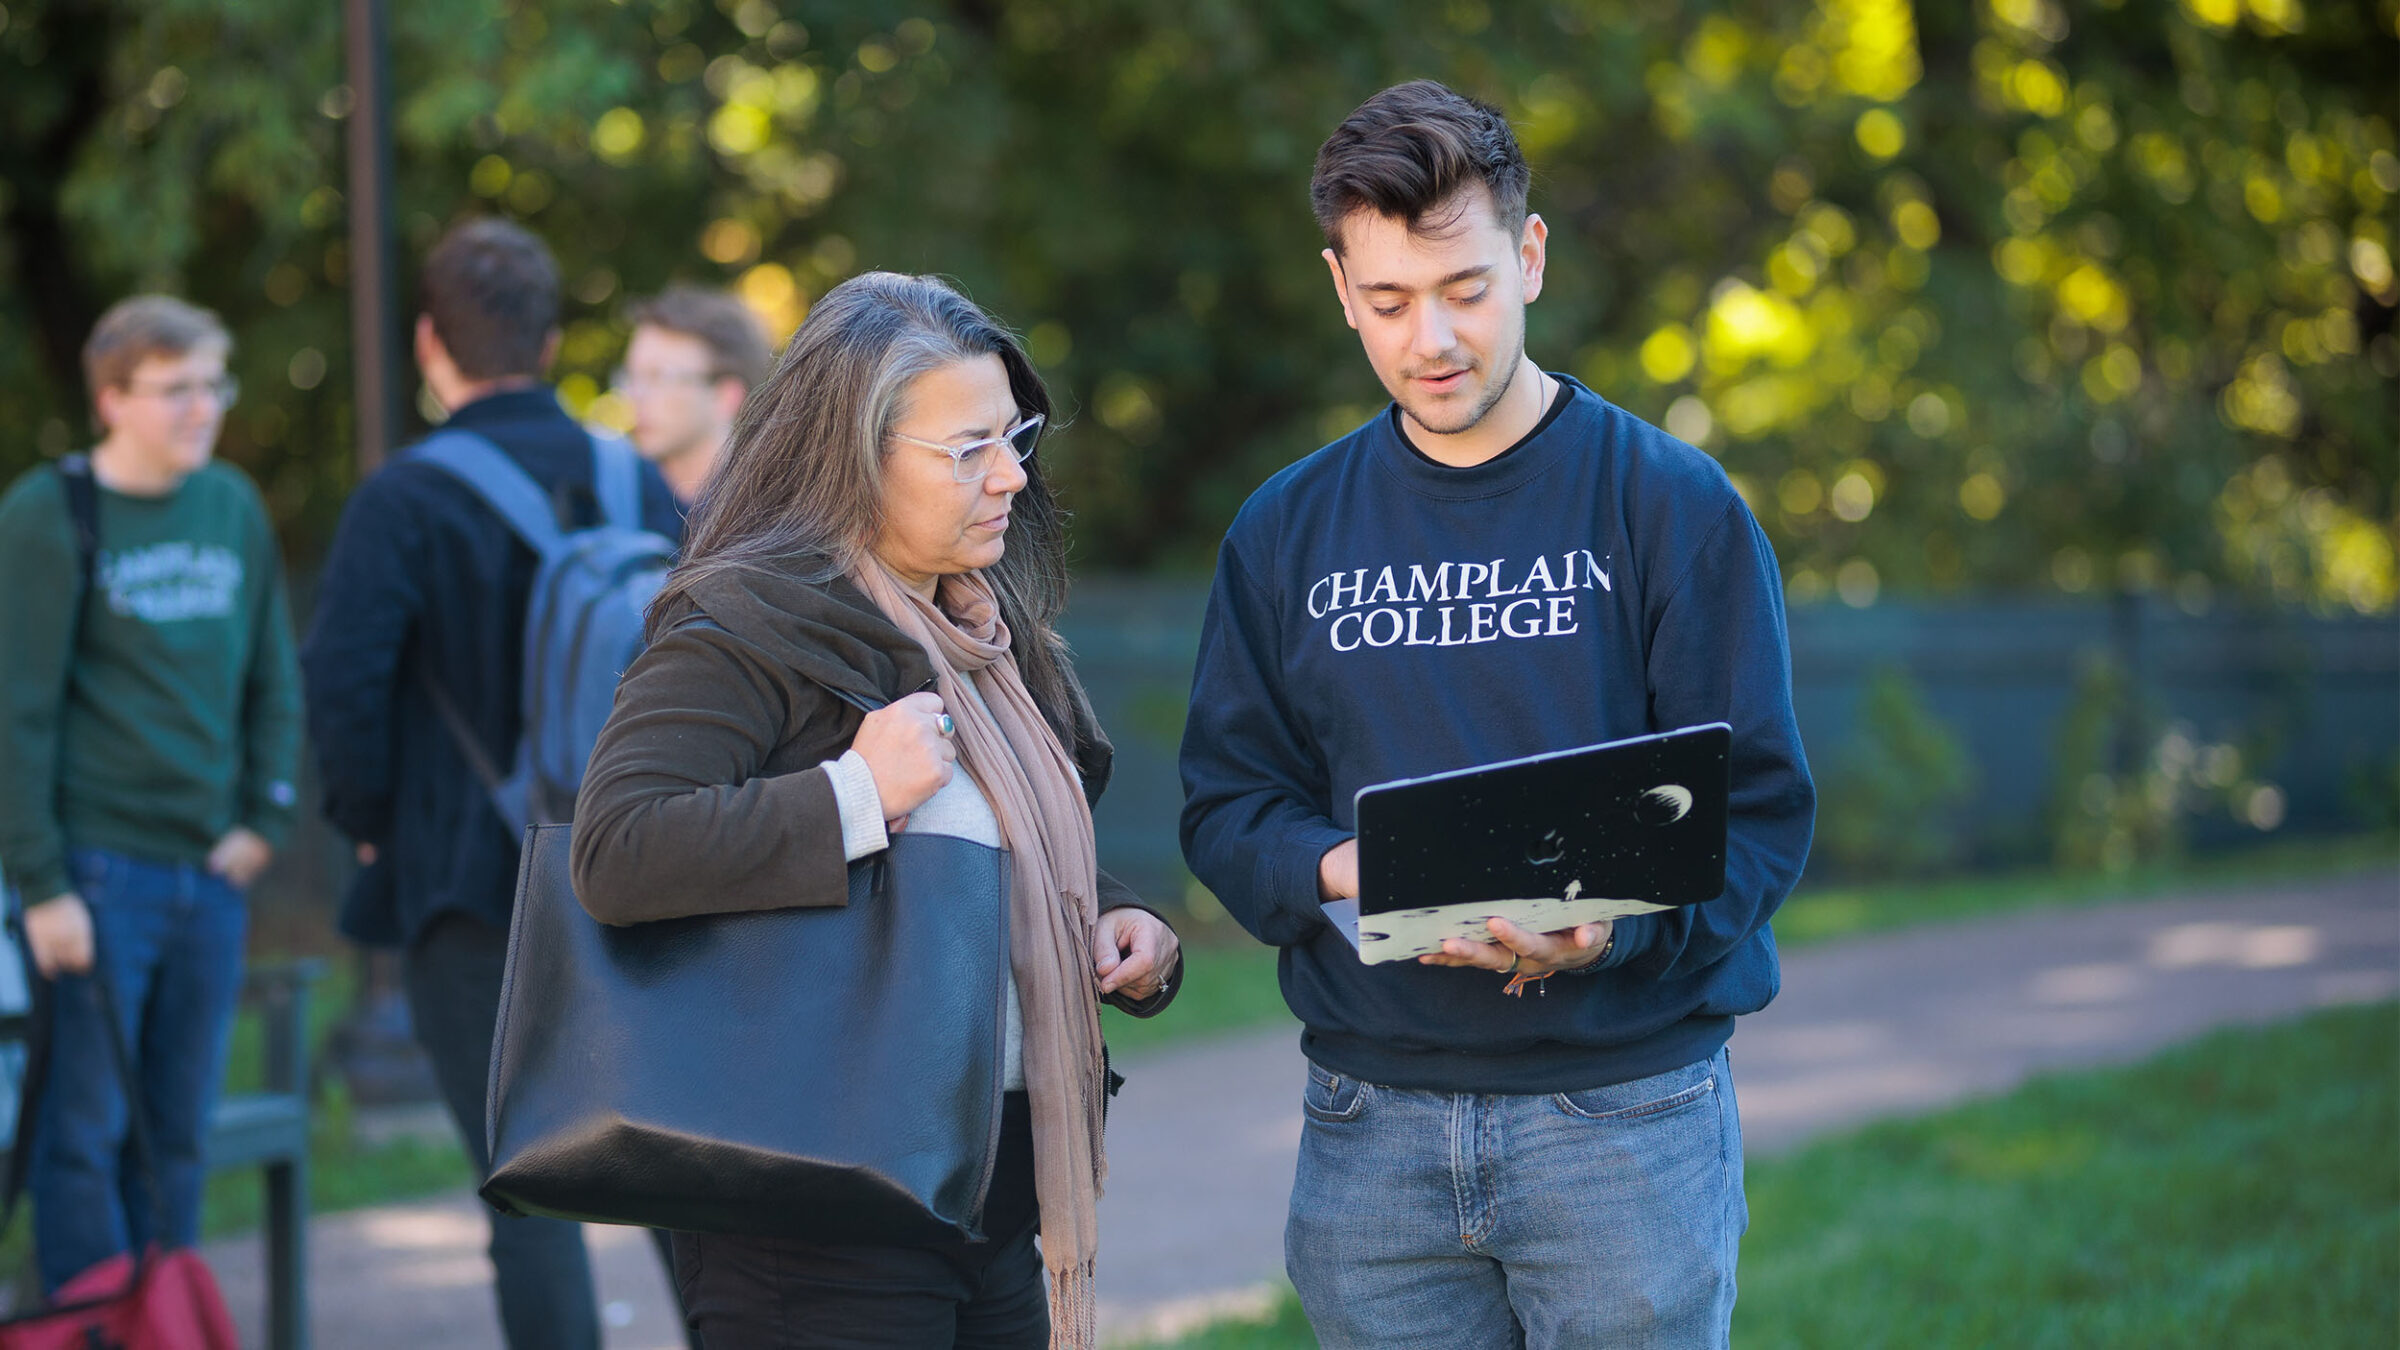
[1708,282,1815,372]
[736,262,803,338]
[592,106,645,162]
[1640,324,1699,383]
[1856,107,1907,158]
[1960,472,2008,520]
[2055,264,2130,331]
[1820,0,1923,101]
[0,0,2386,612]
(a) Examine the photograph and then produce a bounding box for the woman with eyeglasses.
[569,271,1181,1350]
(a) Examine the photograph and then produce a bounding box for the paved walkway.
[205,869,2398,1348]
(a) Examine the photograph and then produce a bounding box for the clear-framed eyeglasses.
[611,367,718,396]
[890,414,1044,484]
[124,374,240,409]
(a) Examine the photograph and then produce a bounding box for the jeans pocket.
[67,849,113,900]
[1550,1064,1717,1122]
[1301,1062,1370,1123]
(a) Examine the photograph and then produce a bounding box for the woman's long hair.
[651,271,1075,724]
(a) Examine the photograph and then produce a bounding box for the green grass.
[1133,1292,1316,1348]
[199,1088,472,1238]
[1138,1001,2400,1348]
[1731,1001,2399,1347]
[1770,829,2400,946]
[1104,938,1292,1058]
[1106,833,2400,1062]
[200,958,473,1239]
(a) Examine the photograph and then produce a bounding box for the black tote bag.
[480,821,1013,1244]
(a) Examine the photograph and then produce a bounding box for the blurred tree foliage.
[1,0,2392,608]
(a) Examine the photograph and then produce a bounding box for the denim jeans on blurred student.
[1284,1045,1746,1349]
[32,847,247,1293]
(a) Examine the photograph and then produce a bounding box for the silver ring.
[936,713,955,737]
[1503,952,1522,975]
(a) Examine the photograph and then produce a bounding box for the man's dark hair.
[420,217,559,379]
[1310,80,1530,255]
[628,284,775,390]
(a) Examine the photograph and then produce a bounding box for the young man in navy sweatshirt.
[1179,81,1815,1348]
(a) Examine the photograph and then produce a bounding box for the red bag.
[0,1246,239,1350]
[0,943,240,1350]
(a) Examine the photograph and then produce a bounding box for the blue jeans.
[1285,1046,1746,1349]
[32,848,247,1293]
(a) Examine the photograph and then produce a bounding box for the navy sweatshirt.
[301,388,685,947]
[1179,376,1814,1094]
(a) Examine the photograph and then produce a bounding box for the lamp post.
[346,0,399,476]
[328,0,437,1108]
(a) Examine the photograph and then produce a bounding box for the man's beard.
[1394,327,1527,437]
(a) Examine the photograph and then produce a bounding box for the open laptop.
[1322,722,1730,964]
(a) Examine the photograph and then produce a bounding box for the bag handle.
[0,918,53,1241]
[0,933,168,1258]
[666,613,897,714]
[83,954,168,1236]
[419,655,511,800]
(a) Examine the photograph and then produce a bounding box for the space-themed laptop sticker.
[1322,722,1731,965]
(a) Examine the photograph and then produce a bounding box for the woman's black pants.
[668,1091,1046,1350]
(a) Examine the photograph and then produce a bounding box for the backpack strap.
[403,429,561,830]
[406,429,565,552]
[54,454,99,596]
[11,466,103,1231]
[590,432,644,532]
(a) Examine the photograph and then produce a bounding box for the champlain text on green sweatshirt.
[0,458,301,903]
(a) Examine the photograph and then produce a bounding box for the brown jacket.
[570,560,1170,1007]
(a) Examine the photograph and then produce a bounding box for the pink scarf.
[853,563,1105,1349]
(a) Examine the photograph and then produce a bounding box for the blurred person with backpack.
[301,218,683,1350]
[618,283,774,508]
[0,295,302,1294]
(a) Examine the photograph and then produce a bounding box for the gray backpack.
[407,429,675,832]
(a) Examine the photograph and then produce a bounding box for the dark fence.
[252,580,2397,942]
[1058,580,2400,905]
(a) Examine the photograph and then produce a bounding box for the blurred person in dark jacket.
[300,218,681,1350]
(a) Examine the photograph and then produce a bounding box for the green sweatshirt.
[0,457,303,903]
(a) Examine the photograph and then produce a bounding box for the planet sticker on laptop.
[1636,784,1693,826]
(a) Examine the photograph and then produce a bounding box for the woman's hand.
[852,690,956,825]
[1093,907,1180,1000]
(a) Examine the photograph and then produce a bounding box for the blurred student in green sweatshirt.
[0,295,301,1292]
